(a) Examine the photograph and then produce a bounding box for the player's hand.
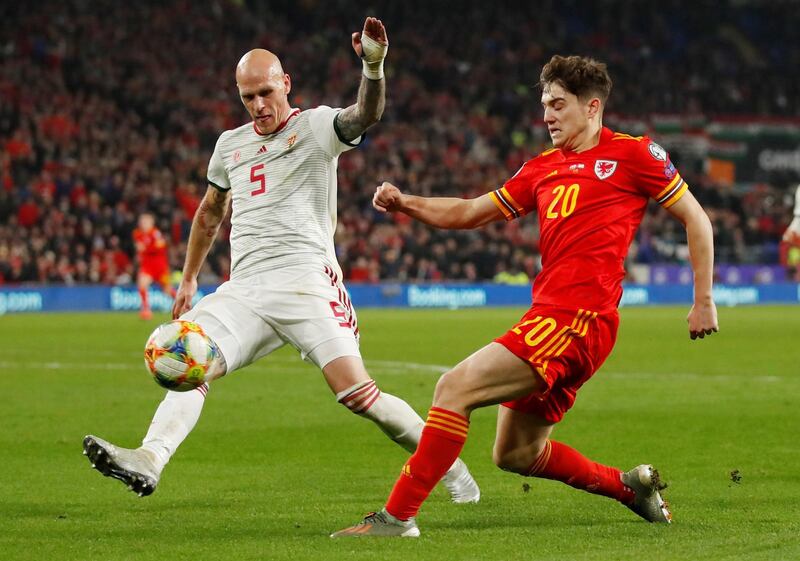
[373,182,404,213]
[687,300,718,340]
[172,276,197,319]
[352,17,387,80]
[352,17,388,57]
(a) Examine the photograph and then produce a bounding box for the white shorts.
[181,263,360,372]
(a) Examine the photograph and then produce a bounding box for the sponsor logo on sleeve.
[648,142,667,161]
[664,160,677,179]
[594,159,618,180]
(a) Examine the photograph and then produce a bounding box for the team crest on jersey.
[287,133,297,148]
[594,160,618,180]
[648,142,667,161]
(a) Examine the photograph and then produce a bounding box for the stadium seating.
[1,0,796,284]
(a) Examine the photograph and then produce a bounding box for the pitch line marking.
[0,359,781,382]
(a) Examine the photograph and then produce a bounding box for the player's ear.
[283,73,292,96]
[586,97,601,119]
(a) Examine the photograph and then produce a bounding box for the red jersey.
[133,227,169,267]
[489,127,688,312]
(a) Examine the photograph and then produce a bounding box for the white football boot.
[441,458,481,503]
[621,464,672,523]
[330,509,420,538]
[82,435,162,497]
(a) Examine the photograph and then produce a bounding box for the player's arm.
[373,182,504,229]
[334,17,388,141]
[665,191,719,340]
[172,186,231,318]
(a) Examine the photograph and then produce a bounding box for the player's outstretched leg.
[503,438,672,523]
[621,464,672,523]
[83,435,162,496]
[494,407,671,523]
[83,383,209,496]
[336,378,480,504]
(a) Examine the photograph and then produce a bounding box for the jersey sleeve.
[207,132,231,191]
[307,105,363,157]
[633,139,688,209]
[488,160,538,221]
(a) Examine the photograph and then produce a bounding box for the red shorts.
[495,305,619,423]
[140,261,170,285]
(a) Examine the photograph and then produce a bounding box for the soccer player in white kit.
[83,17,479,505]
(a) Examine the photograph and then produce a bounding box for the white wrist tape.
[360,33,387,80]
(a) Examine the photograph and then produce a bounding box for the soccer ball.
[144,320,218,391]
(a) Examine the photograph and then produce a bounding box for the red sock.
[528,440,634,504]
[139,286,150,311]
[385,407,468,520]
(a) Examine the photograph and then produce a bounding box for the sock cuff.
[336,379,381,413]
[526,439,553,476]
[423,407,469,442]
[195,382,209,397]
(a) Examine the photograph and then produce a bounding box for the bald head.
[236,49,284,85]
[236,49,292,134]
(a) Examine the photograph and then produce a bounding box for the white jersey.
[207,106,361,280]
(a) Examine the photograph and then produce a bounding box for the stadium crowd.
[1,0,798,285]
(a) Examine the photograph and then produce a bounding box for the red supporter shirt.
[133,227,169,267]
[489,127,688,313]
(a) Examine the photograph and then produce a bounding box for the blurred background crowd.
[2,0,798,285]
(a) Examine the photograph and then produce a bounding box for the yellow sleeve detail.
[656,174,683,200]
[500,187,524,215]
[662,182,689,208]
[489,191,514,221]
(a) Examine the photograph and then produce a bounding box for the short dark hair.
[539,55,612,103]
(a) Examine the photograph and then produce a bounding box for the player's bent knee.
[491,447,527,474]
[492,439,548,474]
[433,370,460,400]
[432,368,482,411]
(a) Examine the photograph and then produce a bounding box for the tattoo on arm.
[196,188,230,239]
[336,75,385,141]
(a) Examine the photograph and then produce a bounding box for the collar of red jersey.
[252,108,301,137]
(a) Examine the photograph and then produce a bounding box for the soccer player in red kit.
[133,213,175,320]
[332,55,719,537]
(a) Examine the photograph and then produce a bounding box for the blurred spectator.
[0,0,798,285]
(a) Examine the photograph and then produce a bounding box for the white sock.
[336,380,424,454]
[140,383,209,469]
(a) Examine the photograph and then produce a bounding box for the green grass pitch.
[1,305,798,560]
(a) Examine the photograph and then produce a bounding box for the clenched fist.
[373,182,404,213]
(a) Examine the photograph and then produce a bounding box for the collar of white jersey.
[252,108,301,137]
